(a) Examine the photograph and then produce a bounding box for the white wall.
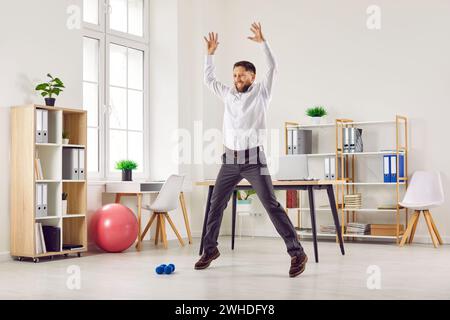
[0,0,83,256]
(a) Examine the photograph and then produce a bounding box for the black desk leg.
[199,186,214,256]
[231,190,237,250]
[308,186,319,263]
[327,185,345,255]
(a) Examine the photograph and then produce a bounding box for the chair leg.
[408,211,420,244]
[426,210,443,245]
[164,213,185,246]
[155,214,161,245]
[180,193,193,245]
[160,214,169,249]
[141,213,157,241]
[424,210,440,248]
[400,211,420,247]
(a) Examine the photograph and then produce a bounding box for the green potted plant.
[62,131,69,145]
[35,74,65,106]
[306,106,327,125]
[237,190,257,213]
[116,160,138,181]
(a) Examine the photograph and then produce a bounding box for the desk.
[196,179,345,263]
[104,182,193,251]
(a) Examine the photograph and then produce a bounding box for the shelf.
[341,150,405,156]
[342,120,396,126]
[35,216,61,220]
[36,180,61,183]
[35,248,86,258]
[62,180,86,183]
[287,120,400,130]
[344,182,406,186]
[36,143,61,147]
[63,144,86,148]
[297,231,400,240]
[62,214,86,218]
[293,207,404,212]
[287,123,335,129]
[306,153,336,157]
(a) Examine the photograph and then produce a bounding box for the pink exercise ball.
[92,204,138,253]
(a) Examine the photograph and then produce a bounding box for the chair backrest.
[151,175,185,212]
[402,171,444,205]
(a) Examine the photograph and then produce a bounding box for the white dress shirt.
[204,41,277,151]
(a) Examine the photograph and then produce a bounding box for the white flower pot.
[62,139,69,145]
[310,117,322,125]
[62,200,68,216]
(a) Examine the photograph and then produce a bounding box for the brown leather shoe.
[195,248,220,270]
[289,253,308,278]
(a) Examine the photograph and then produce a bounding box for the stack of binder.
[344,193,362,209]
[63,147,85,180]
[42,226,61,252]
[383,152,405,183]
[343,127,363,153]
[35,183,48,218]
[287,128,312,154]
[36,109,49,143]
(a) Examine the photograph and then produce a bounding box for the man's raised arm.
[204,32,230,100]
[248,22,278,99]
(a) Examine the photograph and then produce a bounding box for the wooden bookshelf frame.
[284,115,409,244]
[10,105,87,262]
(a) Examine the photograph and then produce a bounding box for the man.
[195,23,308,278]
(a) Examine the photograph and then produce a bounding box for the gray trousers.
[203,147,305,257]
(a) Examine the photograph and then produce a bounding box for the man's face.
[233,66,256,93]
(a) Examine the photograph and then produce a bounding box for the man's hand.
[204,32,219,55]
[248,22,265,43]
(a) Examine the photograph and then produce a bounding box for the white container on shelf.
[62,199,68,216]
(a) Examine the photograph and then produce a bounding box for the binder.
[343,128,349,153]
[36,184,43,217]
[36,110,43,143]
[78,149,85,180]
[39,223,47,253]
[72,149,79,179]
[324,157,330,179]
[35,223,43,254]
[348,128,355,153]
[292,129,298,154]
[287,129,293,154]
[389,154,405,182]
[390,155,397,182]
[42,110,48,143]
[383,155,390,183]
[42,183,48,216]
[330,157,336,179]
[42,226,61,252]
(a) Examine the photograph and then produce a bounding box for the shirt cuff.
[206,55,214,64]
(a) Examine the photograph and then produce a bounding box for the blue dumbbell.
[164,264,175,274]
[155,264,167,275]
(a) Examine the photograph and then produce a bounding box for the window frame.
[82,0,149,181]
[105,34,149,180]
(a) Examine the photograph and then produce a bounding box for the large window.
[83,0,148,179]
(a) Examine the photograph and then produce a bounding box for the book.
[63,244,83,251]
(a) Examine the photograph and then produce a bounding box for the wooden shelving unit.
[10,105,87,262]
[284,115,408,244]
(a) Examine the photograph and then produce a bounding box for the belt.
[224,145,264,158]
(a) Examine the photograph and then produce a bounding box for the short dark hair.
[233,61,256,74]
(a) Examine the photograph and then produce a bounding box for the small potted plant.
[116,160,138,181]
[306,106,327,125]
[237,190,257,213]
[62,192,68,216]
[35,74,65,106]
[62,131,69,145]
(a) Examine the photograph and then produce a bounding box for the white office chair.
[141,175,187,249]
[399,171,444,248]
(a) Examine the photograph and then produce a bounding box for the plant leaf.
[41,92,49,97]
[35,83,48,91]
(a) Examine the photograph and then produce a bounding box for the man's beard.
[235,83,251,93]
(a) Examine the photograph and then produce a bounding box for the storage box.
[370,224,404,236]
